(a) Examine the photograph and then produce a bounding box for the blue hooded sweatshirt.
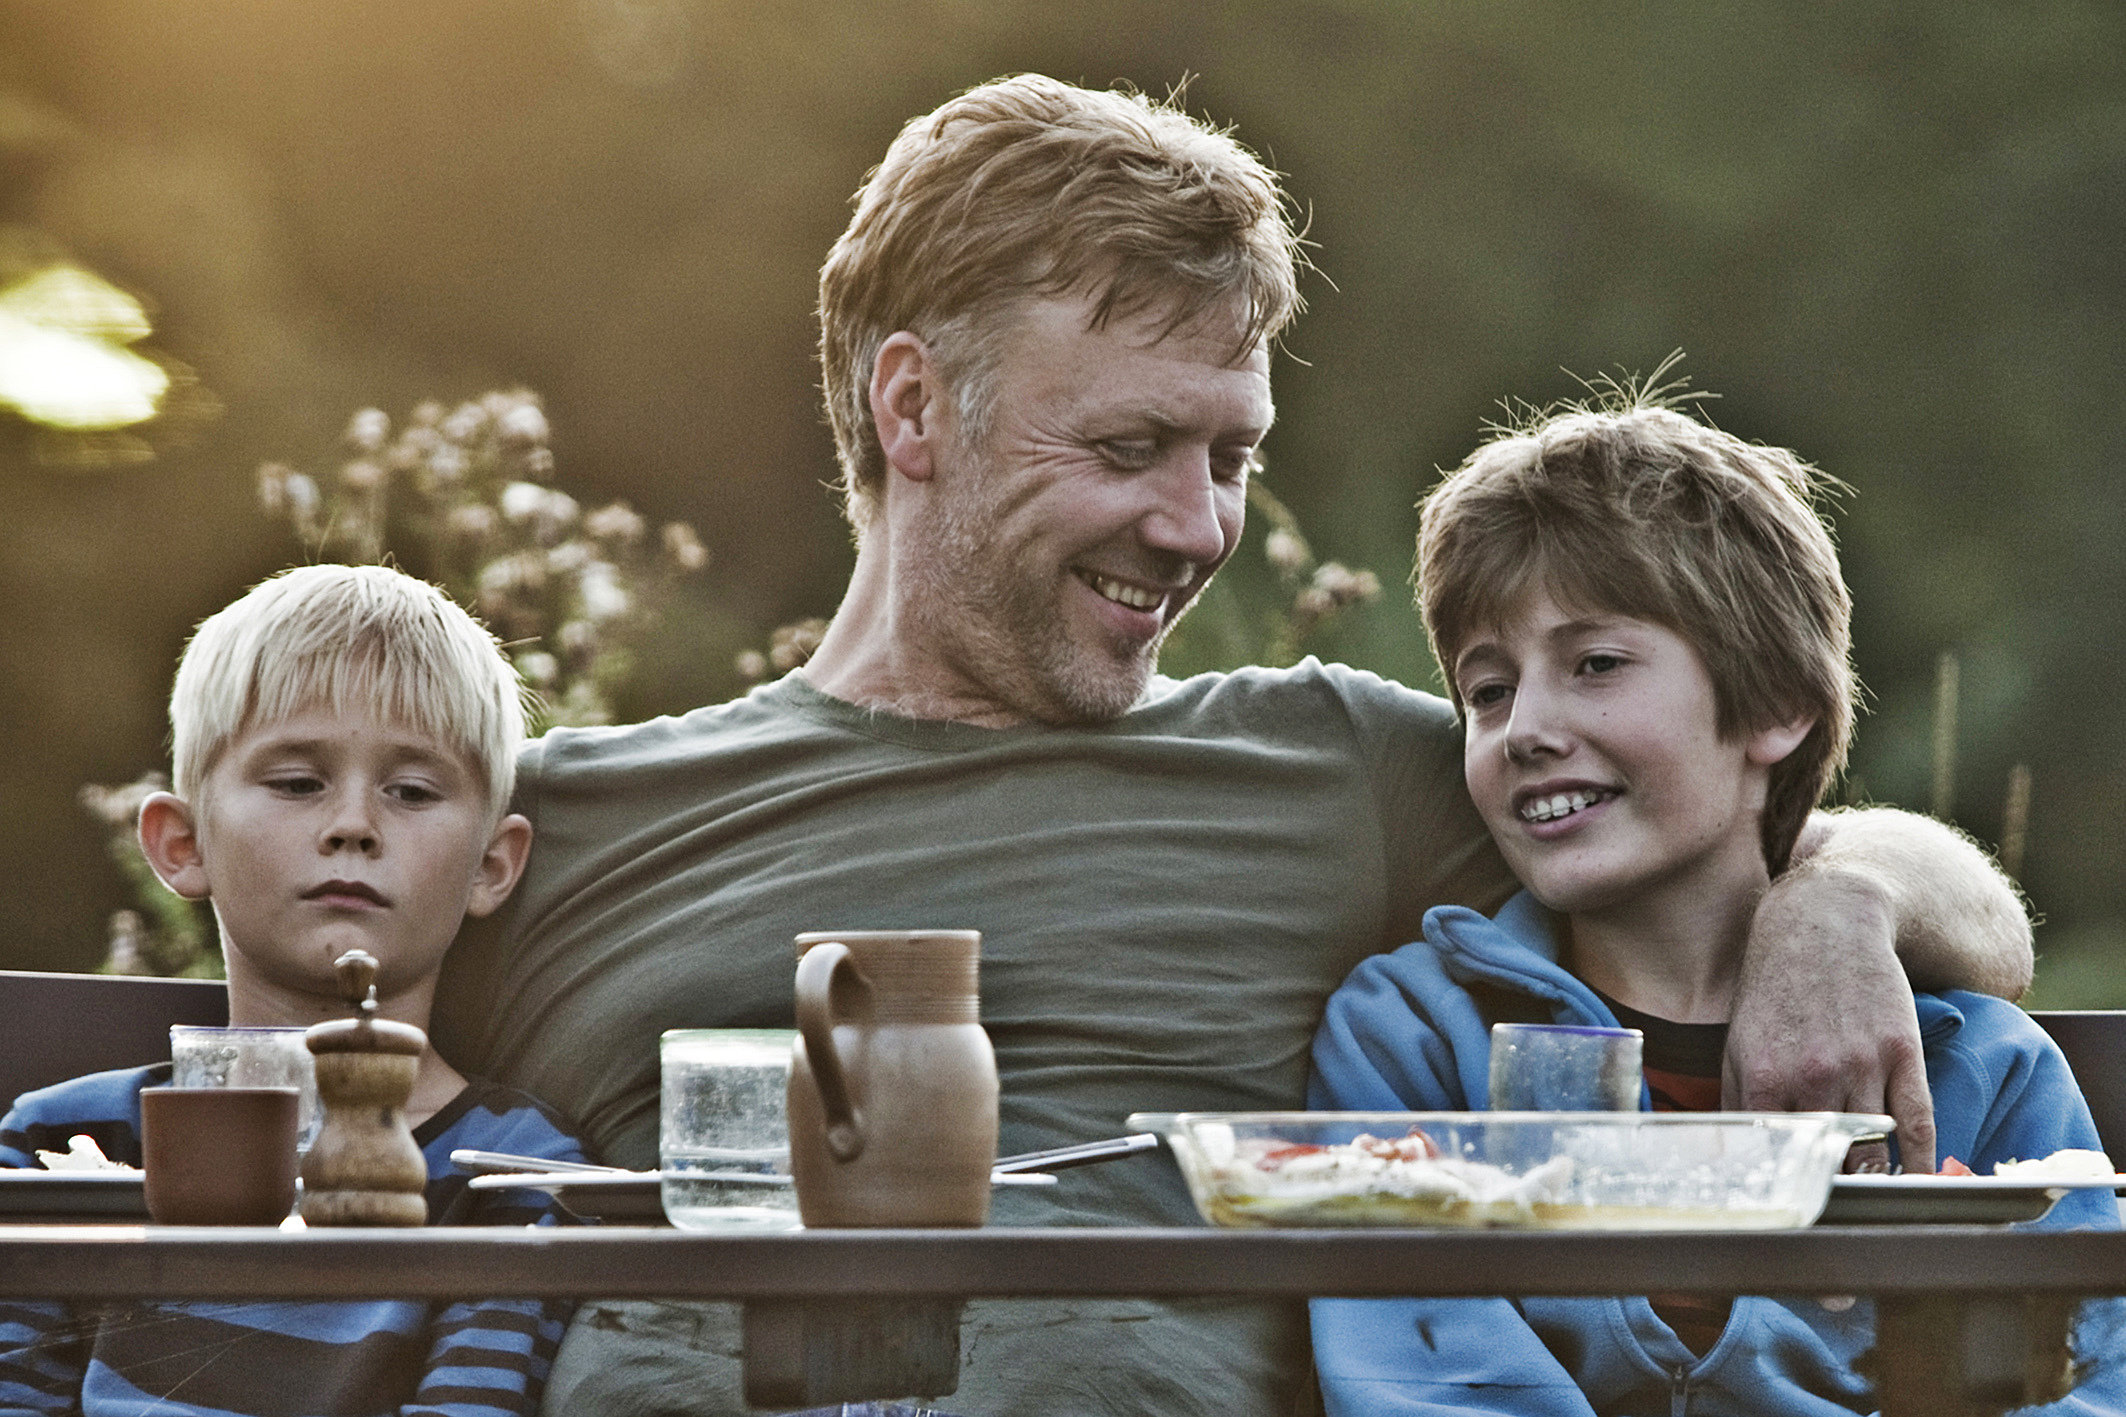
[1308,893,2125,1417]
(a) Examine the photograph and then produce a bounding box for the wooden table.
[3,1224,2121,1414]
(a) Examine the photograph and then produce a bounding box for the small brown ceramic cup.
[141,1086,301,1225]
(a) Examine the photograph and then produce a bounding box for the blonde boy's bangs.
[170,565,526,817]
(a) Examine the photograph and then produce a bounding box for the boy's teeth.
[1086,573,1162,611]
[1521,789,1608,824]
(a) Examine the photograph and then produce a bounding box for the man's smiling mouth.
[1079,571,1165,612]
[1519,789,1617,824]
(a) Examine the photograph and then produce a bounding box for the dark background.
[3,2,2121,1000]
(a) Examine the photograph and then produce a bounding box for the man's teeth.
[1521,789,1610,824]
[1085,573,1163,612]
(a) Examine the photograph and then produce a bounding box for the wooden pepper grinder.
[300,949,429,1226]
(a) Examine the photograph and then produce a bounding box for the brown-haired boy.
[1308,395,2121,1416]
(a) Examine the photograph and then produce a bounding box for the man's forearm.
[1783,806,2033,999]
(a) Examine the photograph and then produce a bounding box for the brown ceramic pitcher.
[789,929,997,1227]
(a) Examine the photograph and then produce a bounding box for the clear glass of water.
[659,1028,802,1231]
[1488,1022,1644,1112]
[170,1024,321,1153]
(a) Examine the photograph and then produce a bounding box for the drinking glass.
[170,1025,321,1153]
[659,1028,802,1231]
[1487,1022,1644,1111]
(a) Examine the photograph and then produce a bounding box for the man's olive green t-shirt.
[433,662,1512,1417]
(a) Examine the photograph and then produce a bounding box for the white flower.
[1264,528,1308,573]
[339,458,384,491]
[284,473,320,521]
[515,650,560,687]
[426,444,469,485]
[447,503,498,540]
[578,561,631,621]
[479,551,546,597]
[585,501,647,545]
[558,618,599,656]
[256,462,292,515]
[555,679,612,727]
[662,521,708,571]
[496,401,550,447]
[440,401,487,444]
[500,481,549,523]
[389,426,434,471]
[768,618,827,671]
[1309,562,1383,608]
[344,407,390,453]
[534,488,580,542]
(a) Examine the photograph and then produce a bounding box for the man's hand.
[1725,848,1936,1174]
[1725,806,2035,1173]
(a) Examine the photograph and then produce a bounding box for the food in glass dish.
[1202,1126,1576,1226]
[1136,1111,1888,1230]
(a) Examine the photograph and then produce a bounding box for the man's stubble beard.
[906,477,1185,727]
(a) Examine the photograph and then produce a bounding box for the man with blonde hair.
[435,76,2035,1417]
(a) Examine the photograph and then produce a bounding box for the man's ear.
[137,792,212,901]
[868,331,942,483]
[464,813,534,919]
[1746,715,1817,768]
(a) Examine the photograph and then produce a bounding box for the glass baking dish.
[1127,1110,1890,1230]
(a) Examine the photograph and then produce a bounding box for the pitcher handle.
[794,941,866,1162]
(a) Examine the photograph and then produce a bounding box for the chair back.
[2030,1009,2126,1165]
[0,970,228,1113]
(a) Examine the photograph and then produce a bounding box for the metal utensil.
[455,1131,1163,1181]
[989,1132,1161,1174]
[452,1149,632,1176]
[466,1168,1059,1191]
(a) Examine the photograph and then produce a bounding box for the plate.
[469,1168,1060,1225]
[0,1170,148,1222]
[1820,1172,2126,1226]
[468,1172,670,1224]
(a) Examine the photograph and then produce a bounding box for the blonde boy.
[144,561,531,1108]
[0,563,585,1417]
[1309,398,2121,1416]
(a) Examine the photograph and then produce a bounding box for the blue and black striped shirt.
[0,1064,586,1417]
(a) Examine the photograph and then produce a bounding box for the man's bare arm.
[1791,806,2033,997]
[1724,806,2034,1174]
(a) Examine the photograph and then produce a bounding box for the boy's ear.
[1745,715,1817,769]
[137,792,212,901]
[868,332,942,484]
[463,813,533,919]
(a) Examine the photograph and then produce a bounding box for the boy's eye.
[1464,682,1511,710]
[1579,653,1625,676]
[266,774,324,796]
[384,781,442,805]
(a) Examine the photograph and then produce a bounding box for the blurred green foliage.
[1,1,2121,1000]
